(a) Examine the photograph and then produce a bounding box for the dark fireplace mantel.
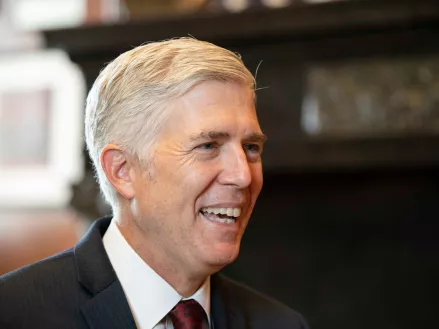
[43,0,439,171]
[44,0,439,58]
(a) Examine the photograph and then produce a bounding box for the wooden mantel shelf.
[44,0,439,58]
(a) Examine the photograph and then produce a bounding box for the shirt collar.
[103,219,211,328]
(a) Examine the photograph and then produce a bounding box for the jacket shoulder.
[215,273,309,329]
[0,249,85,328]
[0,248,76,290]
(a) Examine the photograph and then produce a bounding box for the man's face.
[130,80,264,274]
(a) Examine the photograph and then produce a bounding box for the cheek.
[251,165,263,195]
[161,169,209,216]
[184,164,218,191]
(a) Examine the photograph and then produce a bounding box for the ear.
[100,144,136,200]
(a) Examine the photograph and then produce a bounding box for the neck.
[113,210,215,297]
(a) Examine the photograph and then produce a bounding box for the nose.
[218,146,252,188]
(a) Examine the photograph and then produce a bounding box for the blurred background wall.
[0,1,438,328]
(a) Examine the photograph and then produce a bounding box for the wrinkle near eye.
[153,142,199,169]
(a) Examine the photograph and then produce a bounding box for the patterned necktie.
[169,299,207,329]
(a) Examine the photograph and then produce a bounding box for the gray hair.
[84,37,256,210]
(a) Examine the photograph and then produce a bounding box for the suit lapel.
[211,274,246,329]
[81,280,136,329]
[74,217,137,329]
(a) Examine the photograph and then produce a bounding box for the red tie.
[169,299,207,329]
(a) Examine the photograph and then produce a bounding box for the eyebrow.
[243,132,267,144]
[189,131,230,142]
[189,131,267,143]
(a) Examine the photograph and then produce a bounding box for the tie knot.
[169,299,207,329]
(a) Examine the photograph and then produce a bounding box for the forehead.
[164,80,260,136]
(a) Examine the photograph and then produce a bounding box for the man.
[0,38,309,329]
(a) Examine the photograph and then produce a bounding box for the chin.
[202,243,241,269]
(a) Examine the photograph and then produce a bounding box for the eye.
[198,142,218,150]
[244,143,261,153]
[243,144,262,162]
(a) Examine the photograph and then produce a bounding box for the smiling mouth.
[200,207,241,225]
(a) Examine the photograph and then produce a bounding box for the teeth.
[202,211,234,224]
[200,207,242,226]
[201,207,242,218]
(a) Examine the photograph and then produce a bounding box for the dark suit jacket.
[0,217,309,329]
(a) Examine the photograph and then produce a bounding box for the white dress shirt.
[103,220,211,329]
